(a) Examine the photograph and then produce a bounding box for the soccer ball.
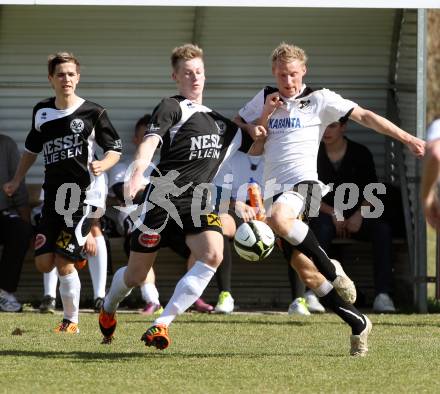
[233,220,275,262]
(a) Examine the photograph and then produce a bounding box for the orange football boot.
[99,308,117,344]
[54,319,79,334]
[141,324,170,350]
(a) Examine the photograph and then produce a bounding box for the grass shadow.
[0,349,343,360]
[129,318,314,327]
[372,321,440,328]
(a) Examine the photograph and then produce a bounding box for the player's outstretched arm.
[349,106,425,157]
[3,150,37,197]
[233,115,267,142]
[127,135,160,199]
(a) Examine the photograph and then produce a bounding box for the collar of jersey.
[53,97,85,114]
[281,84,307,103]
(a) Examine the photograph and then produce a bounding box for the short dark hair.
[47,52,80,76]
[135,114,152,131]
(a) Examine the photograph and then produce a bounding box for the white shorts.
[267,181,329,221]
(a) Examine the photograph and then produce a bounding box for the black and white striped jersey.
[145,95,253,188]
[25,97,122,208]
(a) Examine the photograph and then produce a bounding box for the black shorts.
[34,203,94,262]
[130,185,223,255]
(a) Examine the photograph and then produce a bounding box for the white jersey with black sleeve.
[239,85,356,191]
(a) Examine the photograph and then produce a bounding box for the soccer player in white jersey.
[236,42,425,356]
[3,52,121,333]
[422,118,440,229]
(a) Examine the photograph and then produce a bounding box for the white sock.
[43,268,58,298]
[87,235,107,299]
[140,283,160,305]
[58,270,81,324]
[154,261,216,327]
[103,266,133,313]
[285,219,309,246]
[313,280,334,297]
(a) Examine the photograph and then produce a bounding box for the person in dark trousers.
[0,134,32,312]
[309,120,396,312]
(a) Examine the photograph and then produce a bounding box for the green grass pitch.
[1,311,440,393]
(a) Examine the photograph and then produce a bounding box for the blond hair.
[171,43,204,71]
[47,52,80,76]
[271,42,308,65]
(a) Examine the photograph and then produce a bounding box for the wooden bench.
[13,241,293,308]
[11,184,412,309]
[328,238,411,307]
[12,236,411,309]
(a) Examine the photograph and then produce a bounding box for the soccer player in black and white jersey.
[98,44,260,348]
[3,52,122,333]
[235,43,425,356]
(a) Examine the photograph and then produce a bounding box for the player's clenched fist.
[90,160,105,176]
[2,180,19,197]
[262,92,284,117]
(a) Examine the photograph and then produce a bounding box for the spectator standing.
[0,134,33,312]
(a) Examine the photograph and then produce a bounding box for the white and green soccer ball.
[233,220,275,262]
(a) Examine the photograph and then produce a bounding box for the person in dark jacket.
[310,119,396,313]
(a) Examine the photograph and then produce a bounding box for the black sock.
[320,289,366,335]
[287,263,305,299]
[216,235,232,292]
[295,229,337,281]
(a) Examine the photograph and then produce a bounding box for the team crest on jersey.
[70,119,84,134]
[206,213,222,227]
[138,233,161,248]
[34,234,46,250]
[215,120,227,135]
[299,100,310,109]
[297,99,314,114]
[56,231,72,249]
